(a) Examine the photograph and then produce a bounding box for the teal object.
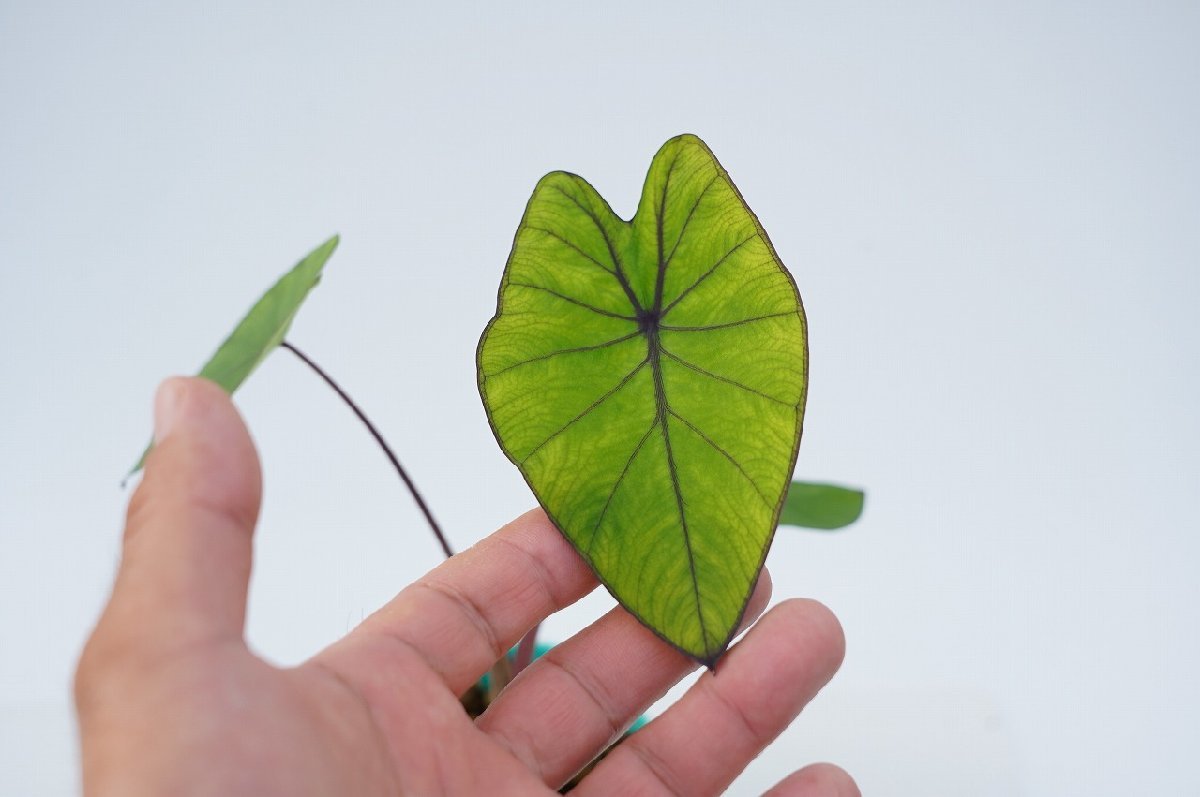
[479,643,647,732]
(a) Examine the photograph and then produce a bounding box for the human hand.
[76,377,857,796]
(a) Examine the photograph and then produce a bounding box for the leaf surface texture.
[128,236,338,475]
[479,136,807,663]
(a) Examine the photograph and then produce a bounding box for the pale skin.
[75,377,859,796]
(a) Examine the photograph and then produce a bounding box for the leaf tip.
[123,443,151,486]
[315,233,340,259]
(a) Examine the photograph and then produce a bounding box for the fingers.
[318,508,599,696]
[92,378,262,657]
[573,599,846,797]
[765,764,860,797]
[477,570,774,788]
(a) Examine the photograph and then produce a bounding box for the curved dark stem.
[280,340,455,559]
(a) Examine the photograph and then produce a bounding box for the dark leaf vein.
[662,233,756,318]
[523,226,616,277]
[660,347,792,407]
[584,418,659,555]
[487,331,641,377]
[669,409,773,509]
[549,183,643,314]
[508,281,637,321]
[663,174,720,271]
[660,311,795,333]
[652,150,682,311]
[520,359,648,464]
[659,406,710,652]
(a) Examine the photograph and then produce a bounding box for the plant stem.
[280,340,455,559]
[512,623,540,676]
[486,655,512,705]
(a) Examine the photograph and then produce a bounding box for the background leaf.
[127,235,338,476]
[780,481,865,530]
[478,135,806,664]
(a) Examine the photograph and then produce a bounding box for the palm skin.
[75,377,857,796]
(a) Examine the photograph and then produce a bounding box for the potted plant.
[126,134,863,791]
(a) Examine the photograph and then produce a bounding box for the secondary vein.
[520,358,648,464]
[550,183,643,315]
[660,347,792,407]
[660,311,795,333]
[584,418,659,555]
[524,226,617,277]
[508,281,637,320]
[663,173,719,271]
[487,331,641,377]
[661,233,756,319]
[668,408,773,508]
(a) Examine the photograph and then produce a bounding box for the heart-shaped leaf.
[127,235,339,476]
[478,135,807,664]
[781,481,865,530]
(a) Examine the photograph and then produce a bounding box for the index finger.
[320,508,599,695]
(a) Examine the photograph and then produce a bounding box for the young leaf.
[780,481,865,530]
[127,235,339,476]
[477,135,807,665]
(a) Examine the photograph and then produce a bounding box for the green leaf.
[477,135,807,664]
[780,481,865,530]
[127,235,339,476]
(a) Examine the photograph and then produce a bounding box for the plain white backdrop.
[2,1,1197,794]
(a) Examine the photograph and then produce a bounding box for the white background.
[2,1,1198,794]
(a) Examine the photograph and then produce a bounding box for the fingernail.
[153,378,187,444]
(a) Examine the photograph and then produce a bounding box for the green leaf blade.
[127,235,338,477]
[780,482,865,530]
[197,234,339,392]
[479,135,807,664]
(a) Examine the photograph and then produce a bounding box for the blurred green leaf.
[478,135,807,665]
[780,481,864,530]
[127,235,339,477]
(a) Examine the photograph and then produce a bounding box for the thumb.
[106,376,263,654]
